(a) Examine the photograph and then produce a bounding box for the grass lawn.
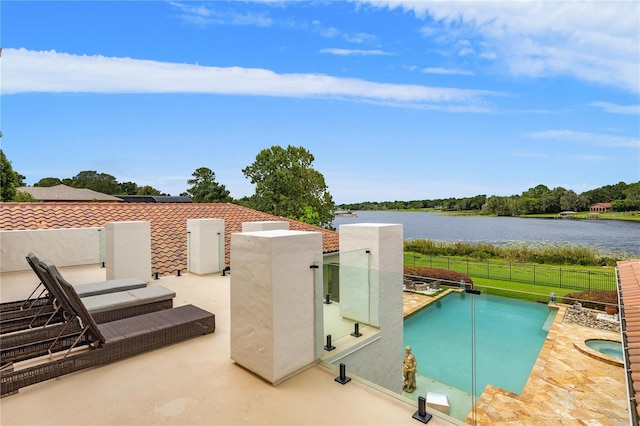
[404,252,616,292]
[470,277,575,303]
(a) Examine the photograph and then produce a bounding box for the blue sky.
[1,1,639,204]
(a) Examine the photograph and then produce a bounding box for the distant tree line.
[30,171,166,197]
[339,182,640,215]
[340,194,488,212]
[0,145,336,229]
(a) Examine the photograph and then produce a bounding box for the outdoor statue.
[402,345,417,393]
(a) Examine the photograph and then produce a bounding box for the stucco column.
[105,221,151,283]
[335,223,404,393]
[230,229,323,384]
[339,223,403,327]
[187,218,224,274]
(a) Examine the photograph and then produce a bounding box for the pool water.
[404,292,555,396]
[585,339,623,359]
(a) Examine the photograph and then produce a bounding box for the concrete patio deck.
[0,266,457,426]
[1,267,629,425]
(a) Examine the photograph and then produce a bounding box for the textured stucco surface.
[335,223,405,394]
[230,230,323,384]
[105,221,151,283]
[187,218,224,274]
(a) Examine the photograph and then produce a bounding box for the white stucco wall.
[0,228,102,273]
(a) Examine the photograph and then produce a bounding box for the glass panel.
[338,249,371,325]
[218,232,224,271]
[186,230,192,271]
[98,227,105,266]
[322,262,370,342]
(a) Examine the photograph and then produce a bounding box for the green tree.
[69,170,121,194]
[136,185,162,195]
[560,190,579,211]
[522,184,550,199]
[119,181,139,195]
[623,182,640,202]
[14,190,37,202]
[482,195,511,216]
[186,167,232,203]
[242,145,335,227]
[34,177,63,187]
[0,149,21,201]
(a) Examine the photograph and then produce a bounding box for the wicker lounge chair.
[1,256,215,397]
[0,253,174,334]
[1,254,176,363]
[0,264,146,313]
[0,254,148,331]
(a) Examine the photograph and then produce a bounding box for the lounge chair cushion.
[81,286,176,315]
[75,278,147,298]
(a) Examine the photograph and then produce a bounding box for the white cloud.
[169,2,273,27]
[527,130,640,149]
[343,32,377,44]
[357,0,640,93]
[589,102,640,115]
[319,48,392,56]
[422,67,474,76]
[1,48,501,109]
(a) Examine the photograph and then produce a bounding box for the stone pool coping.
[574,338,624,367]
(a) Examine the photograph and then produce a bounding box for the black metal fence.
[408,254,617,291]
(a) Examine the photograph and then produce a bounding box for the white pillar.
[336,223,404,393]
[230,230,323,384]
[105,221,151,283]
[241,221,289,232]
[339,223,403,327]
[187,219,224,274]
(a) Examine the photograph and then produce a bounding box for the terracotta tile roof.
[617,259,640,421]
[0,202,339,277]
[17,185,123,202]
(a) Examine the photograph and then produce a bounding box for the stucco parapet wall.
[0,227,103,272]
[241,221,290,232]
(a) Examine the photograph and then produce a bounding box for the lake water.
[333,211,640,257]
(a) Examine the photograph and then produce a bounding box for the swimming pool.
[404,291,556,396]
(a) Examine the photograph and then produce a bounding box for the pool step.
[542,310,557,331]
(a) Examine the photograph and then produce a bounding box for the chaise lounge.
[0,267,147,313]
[1,255,215,398]
[0,254,174,334]
[1,253,176,363]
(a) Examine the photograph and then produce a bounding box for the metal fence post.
[559,267,562,288]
